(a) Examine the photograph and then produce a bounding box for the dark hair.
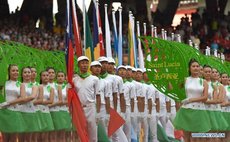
[21,66,31,82]
[46,67,55,72]
[188,58,199,76]
[40,70,48,84]
[8,64,18,80]
[203,65,212,69]
[56,71,66,76]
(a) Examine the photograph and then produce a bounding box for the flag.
[97,121,110,142]
[71,0,82,57]
[145,23,151,61]
[108,107,125,137]
[97,1,105,57]
[105,4,112,58]
[118,7,123,66]
[66,0,88,141]
[93,0,100,60]
[84,5,94,61]
[132,16,138,68]
[112,10,118,63]
[137,21,144,69]
[128,12,134,67]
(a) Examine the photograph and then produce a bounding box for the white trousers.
[83,105,97,142]
[148,107,158,142]
[122,106,131,142]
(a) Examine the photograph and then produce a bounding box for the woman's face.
[9,65,19,80]
[221,74,228,85]
[189,62,200,76]
[22,68,31,82]
[211,68,219,81]
[48,69,55,81]
[203,67,211,80]
[31,68,37,80]
[57,72,65,84]
[41,71,49,84]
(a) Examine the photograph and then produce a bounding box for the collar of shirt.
[100,72,108,79]
[79,72,91,79]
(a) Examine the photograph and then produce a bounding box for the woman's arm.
[44,88,54,105]
[34,85,43,105]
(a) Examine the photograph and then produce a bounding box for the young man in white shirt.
[90,61,111,133]
[135,68,148,142]
[143,69,158,142]
[117,65,134,142]
[73,56,100,142]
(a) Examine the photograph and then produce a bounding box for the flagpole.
[83,0,86,55]
[118,6,122,66]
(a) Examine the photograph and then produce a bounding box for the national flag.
[132,16,138,68]
[137,21,144,69]
[93,0,100,60]
[118,7,123,66]
[97,1,105,56]
[105,4,112,58]
[84,5,94,61]
[108,107,125,137]
[65,0,88,141]
[71,0,82,57]
[112,10,118,63]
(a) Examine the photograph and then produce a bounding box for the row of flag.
[65,0,156,141]
[68,0,155,68]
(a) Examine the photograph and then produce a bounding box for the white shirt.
[106,74,118,93]
[123,81,135,106]
[98,78,112,104]
[73,75,100,105]
[146,83,158,106]
[114,75,124,95]
[156,90,169,109]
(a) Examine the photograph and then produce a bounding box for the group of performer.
[1,56,230,142]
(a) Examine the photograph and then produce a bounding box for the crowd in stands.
[0,7,230,60]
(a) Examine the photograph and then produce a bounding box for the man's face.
[90,65,101,76]
[78,60,89,73]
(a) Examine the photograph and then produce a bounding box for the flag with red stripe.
[66,0,89,141]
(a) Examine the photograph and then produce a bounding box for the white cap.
[77,56,89,62]
[136,68,143,73]
[108,57,115,64]
[132,68,137,72]
[126,65,132,70]
[90,61,102,67]
[97,56,108,62]
[142,68,146,73]
[117,65,126,70]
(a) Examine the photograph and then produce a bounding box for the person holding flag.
[73,56,100,142]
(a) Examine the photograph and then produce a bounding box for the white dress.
[0,80,26,132]
[173,77,211,132]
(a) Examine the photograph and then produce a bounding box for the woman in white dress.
[173,59,211,142]
[35,71,54,142]
[0,64,26,142]
[220,73,230,140]
[19,67,40,142]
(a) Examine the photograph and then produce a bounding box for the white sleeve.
[119,79,124,94]
[95,78,100,95]
[105,82,112,98]
[112,77,118,93]
[130,84,136,99]
[155,89,159,98]
[165,95,170,102]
